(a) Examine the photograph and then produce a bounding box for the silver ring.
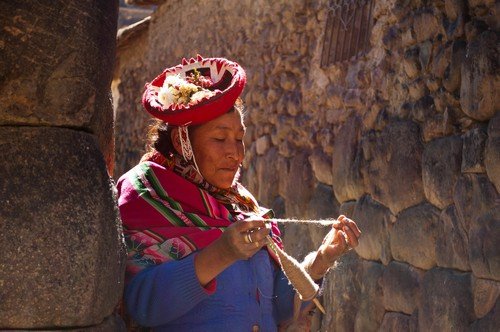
[245,232,253,244]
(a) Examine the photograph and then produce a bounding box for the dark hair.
[146,98,245,156]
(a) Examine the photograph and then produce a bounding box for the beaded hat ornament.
[142,55,246,126]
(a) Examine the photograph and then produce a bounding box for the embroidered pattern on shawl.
[119,152,283,282]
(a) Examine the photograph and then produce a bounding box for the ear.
[170,127,183,155]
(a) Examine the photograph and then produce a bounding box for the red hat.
[142,55,246,126]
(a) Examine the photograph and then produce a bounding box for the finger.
[338,216,362,237]
[346,219,362,237]
[242,232,253,244]
[322,228,336,245]
[239,219,268,232]
[243,219,268,231]
[242,240,267,254]
[328,230,349,256]
[243,225,271,244]
[342,225,359,247]
[337,215,351,226]
[334,215,353,231]
[332,216,344,230]
[249,226,272,243]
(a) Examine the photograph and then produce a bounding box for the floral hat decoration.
[142,55,247,126]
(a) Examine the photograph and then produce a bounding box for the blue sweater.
[125,249,297,331]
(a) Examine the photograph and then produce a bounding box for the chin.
[216,174,239,190]
[207,176,233,189]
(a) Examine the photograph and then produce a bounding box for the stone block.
[308,149,333,185]
[281,222,315,263]
[286,91,302,117]
[464,19,490,42]
[425,77,440,93]
[382,26,400,50]
[0,127,126,328]
[4,314,126,331]
[352,195,393,265]
[461,125,488,173]
[485,112,500,192]
[472,276,500,318]
[379,312,416,332]
[316,127,334,154]
[407,78,427,100]
[281,151,315,218]
[302,183,339,249]
[342,89,365,109]
[362,121,425,215]
[254,147,280,207]
[390,203,440,270]
[279,72,297,91]
[469,206,500,281]
[432,44,451,80]
[445,0,465,21]
[354,261,385,332]
[271,196,286,219]
[322,252,361,332]
[255,135,270,155]
[411,94,436,121]
[331,115,365,203]
[418,41,433,72]
[402,47,420,79]
[79,314,126,331]
[443,40,466,93]
[419,268,474,331]
[413,10,444,43]
[460,30,499,121]
[422,112,456,142]
[453,174,498,231]
[339,201,357,219]
[470,298,500,331]
[242,153,258,199]
[306,183,340,223]
[401,29,417,48]
[467,0,497,14]
[422,136,462,209]
[436,206,470,271]
[449,14,466,40]
[0,1,118,153]
[381,261,424,314]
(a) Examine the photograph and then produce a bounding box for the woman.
[117,56,361,331]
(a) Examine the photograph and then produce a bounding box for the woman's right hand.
[194,218,271,286]
[217,218,271,261]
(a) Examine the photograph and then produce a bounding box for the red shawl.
[117,152,282,282]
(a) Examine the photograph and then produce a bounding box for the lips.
[220,164,239,172]
[220,167,238,172]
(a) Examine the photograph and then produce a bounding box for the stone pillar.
[0,1,126,330]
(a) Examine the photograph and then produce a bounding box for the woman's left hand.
[307,215,361,279]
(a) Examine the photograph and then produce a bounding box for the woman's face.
[190,111,246,189]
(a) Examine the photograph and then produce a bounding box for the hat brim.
[142,56,246,126]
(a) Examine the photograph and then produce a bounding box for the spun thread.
[266,218,338,226]
[266,236,318,301]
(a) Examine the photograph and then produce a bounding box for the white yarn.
[267,218,337,226]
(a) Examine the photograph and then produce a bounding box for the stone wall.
[114,0,499,330]
[0,1,126,330]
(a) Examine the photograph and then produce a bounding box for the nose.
[226,140,243,161]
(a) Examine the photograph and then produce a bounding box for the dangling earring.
[178,126,201,174]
